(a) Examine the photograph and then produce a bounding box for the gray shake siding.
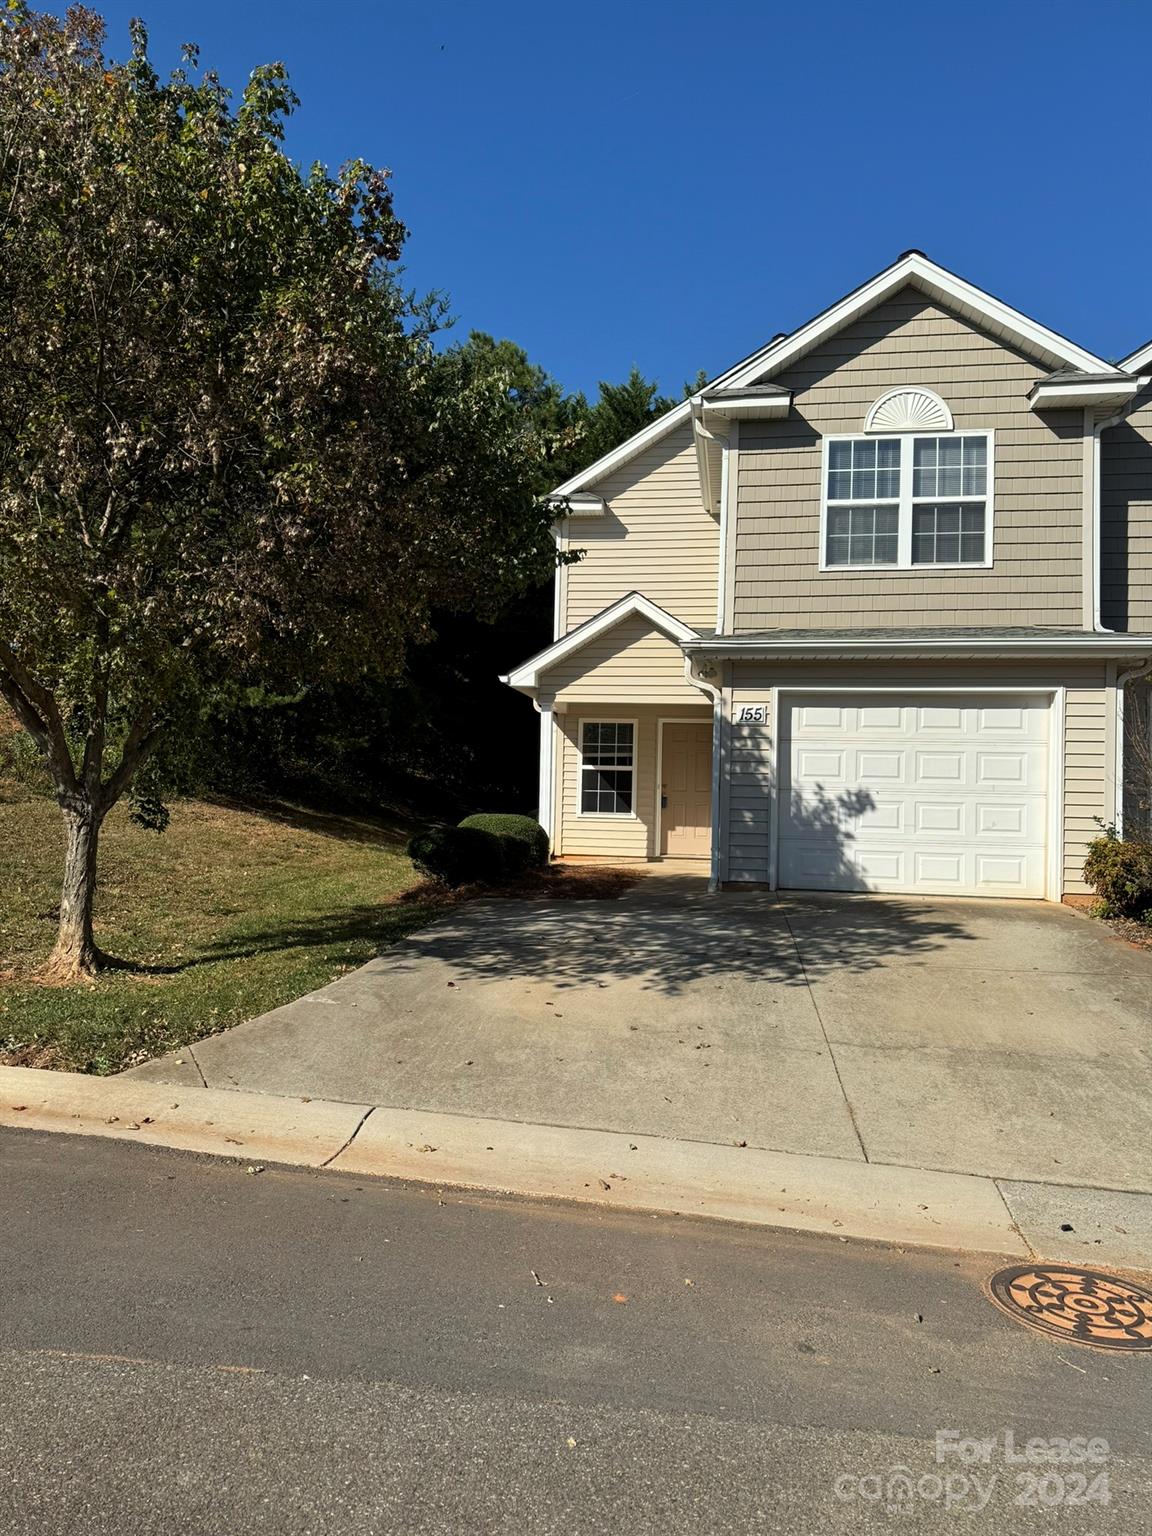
[730,289,1087,631]
[1101,384,1152,634]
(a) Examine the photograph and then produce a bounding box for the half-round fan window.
[864,387,954,434]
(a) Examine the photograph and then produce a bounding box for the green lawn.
[0,793,446,1074]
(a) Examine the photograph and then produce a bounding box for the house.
[502,252,1152,899]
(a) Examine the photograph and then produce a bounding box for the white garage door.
[778,693,1050,897]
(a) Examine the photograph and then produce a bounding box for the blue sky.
[94,1,1150,395]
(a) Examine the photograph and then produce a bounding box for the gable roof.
[500,592,698,691]
[551,251,1116,499]
[1121,337,1152,374]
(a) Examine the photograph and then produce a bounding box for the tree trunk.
[43,803,105,981]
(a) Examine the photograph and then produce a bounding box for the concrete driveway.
[128,876,1152,1192]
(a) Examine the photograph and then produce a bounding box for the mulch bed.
[1103,914,1152,953]
[402,862,643,906]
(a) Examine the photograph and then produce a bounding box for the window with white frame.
[579,721,635,815]
[823,432,990,569]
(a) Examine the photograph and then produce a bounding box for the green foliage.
[459,813,549,868]
[0,7,560,836]
[1083,826,1152,921]
[407,824,505,887]
[0,795,442,1072]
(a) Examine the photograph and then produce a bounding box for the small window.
[580,721,635,815]
[823,431,991,569]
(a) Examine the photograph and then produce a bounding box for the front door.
[659,722,712,858]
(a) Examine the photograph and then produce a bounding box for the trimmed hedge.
[1083,828,1152,921]
[458,813,549,869]
[408,825,503,888]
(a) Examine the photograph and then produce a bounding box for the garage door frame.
[767,685,1065,901]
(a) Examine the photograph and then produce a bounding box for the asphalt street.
[1,1126,1149,1532]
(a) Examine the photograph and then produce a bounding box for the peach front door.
[659,722,712,858]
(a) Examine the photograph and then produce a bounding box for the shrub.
[458,813,549,869]
[408,825,505,887]
[1083,827,1152,921]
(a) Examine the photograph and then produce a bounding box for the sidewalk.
[3,1063,1150,1272]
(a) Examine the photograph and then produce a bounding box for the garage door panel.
[796,748,847,782]
[977,803,1027,836]
[915,749,966,785]
[858,704,903,729]
[778,692,1050,898]
[915,801,964,834]
[917,704,964,731]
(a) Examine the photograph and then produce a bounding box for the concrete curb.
[4,1063,1151,1268]
[0,1064,369,1168]
[331,1103,1027,1256]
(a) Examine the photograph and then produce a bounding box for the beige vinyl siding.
[541,616,707,706]
[560,424,719,631]
[1063,686,1109,891]
[722,660,1108,894]
[1100,385,1152,634]
[732,289,1086,630]
[554,702,711,860]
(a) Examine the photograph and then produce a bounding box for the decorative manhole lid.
[987,1264,1152,1352]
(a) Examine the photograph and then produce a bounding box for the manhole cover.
[987,1264,1152,1352]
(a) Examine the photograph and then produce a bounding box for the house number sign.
[735,704,767,724]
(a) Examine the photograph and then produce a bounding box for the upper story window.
[822,424,992,572]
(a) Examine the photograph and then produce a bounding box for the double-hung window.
[579,721,635,815]
[823,432,991,570]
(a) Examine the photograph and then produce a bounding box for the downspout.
[684,651,723,892]
[534,697,555,843]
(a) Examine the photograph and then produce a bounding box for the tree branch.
[99,717,165,814]
[0,639,79,793]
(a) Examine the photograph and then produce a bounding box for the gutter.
[684,635,1152,660]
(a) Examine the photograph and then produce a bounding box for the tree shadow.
[164,782,980,994]
[203,792,414,849]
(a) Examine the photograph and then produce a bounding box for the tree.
[0,6,559,978]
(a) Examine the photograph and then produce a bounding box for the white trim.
[654,717,713,858]
[684,655,725,889]
[546,252,1111,501]
[502,592,699,691]
[546,492,606,517]
[552,521,566,641]
[575,717,639,820]
[699,389,792,424]
[727,253,1111,393]
[537,704,555,841]
[1048,686,1066,902]
[689,635,1152,658]
[550,402,695,499]
[768,686,1062,901]
[1121,339,1152,373]
[864,386,953,434]
[767,684,781,891]
[818,430,995,573]
[1030,378,1144,412]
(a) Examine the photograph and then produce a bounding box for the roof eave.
[1029,378,1146,412]
[685,634,1152,661]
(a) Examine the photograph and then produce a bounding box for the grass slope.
[0,795,444,1073]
